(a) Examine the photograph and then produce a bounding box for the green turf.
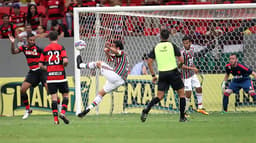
[0,112,256,143]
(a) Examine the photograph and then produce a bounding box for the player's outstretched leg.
[78,108,91,118]
[141,97,160,122]
[140,109,148,122]
[59,96,69,124]
[76,55,83,69]
[77,55,97,70]
[78,95,103,118]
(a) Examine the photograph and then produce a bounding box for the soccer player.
[9,33,47,119]
[39,31,69,124]
[140,29,187,122]
[222,53,256,113]
[181,36,208,116]
[77,40,129,117]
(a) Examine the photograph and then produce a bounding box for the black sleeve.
[225,66,230,75]
[173,44,181,57]
[148,47,155,59]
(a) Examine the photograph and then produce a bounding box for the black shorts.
[158,68,184,91]
[47,81,69,94]
[25,69,47,87]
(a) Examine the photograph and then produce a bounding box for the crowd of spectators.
[0,0,255,39]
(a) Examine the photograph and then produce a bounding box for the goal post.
[74,4,256,115]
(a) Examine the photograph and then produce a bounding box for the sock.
[61,97,68,115]
[196,93,203,109]
[144,97,160,113]
[185,97,190,112]
[223,92,229,112]
[52,100,58,121]
[21,93,30,110]
[57,98,60,104]
[180,98,186,119]
[86,95,103,110]
[80,62,96,69]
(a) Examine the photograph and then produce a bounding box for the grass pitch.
[0,112,256,143]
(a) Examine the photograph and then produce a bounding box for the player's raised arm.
[9,35,20,54]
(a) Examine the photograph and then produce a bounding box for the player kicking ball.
[77,40,129,118]
[180,36,208,117]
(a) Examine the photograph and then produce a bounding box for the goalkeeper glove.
[221,81,226,90]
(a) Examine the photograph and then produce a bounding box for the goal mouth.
[74,4,256,114]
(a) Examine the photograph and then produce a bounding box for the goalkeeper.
[77,40,129,117]
[222,54,256,113]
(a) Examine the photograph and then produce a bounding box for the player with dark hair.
[9,33,47,119]
[77,40,129,118]
[0,14,16,38]
[140,29,187,122]
[39,31,70,124]
[222,54,256,113]
[181,36,208,117]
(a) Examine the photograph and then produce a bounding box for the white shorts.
[184,74,201,91]
[100,62,125,93]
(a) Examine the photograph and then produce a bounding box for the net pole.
[95,4,101,114]
[74,8,81,115]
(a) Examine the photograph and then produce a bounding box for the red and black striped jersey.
[10,12,26,28]
[18,45,42,70]
[28,13,42,30]
[40,43,68,83]
[0,23,16,38]
[45,0,64,20]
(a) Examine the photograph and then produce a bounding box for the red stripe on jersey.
[47,65,64,72]
[10,12,26,28]
[27,57,41,64]
[46,0,64,19]
[48,75,65,80]
[42,43,67,81]
[30,65,40,70]
[225,63,231,67]
[20,45,42,70]
[0,24,15,38]
[237,63,249,71]
[30,14,41,30]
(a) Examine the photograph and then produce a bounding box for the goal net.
[74,4,256,115]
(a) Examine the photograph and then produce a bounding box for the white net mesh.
[75,5,256,114]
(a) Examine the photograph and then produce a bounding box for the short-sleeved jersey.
[10,12,26,28]
[181,46,195,79]
[148,41,181,71]
[18,45,42,70]
[109,50,129,80]
[40,43,68,83]
[45,0,64,20]
[0,23,16,38]
[225,63,252,82]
